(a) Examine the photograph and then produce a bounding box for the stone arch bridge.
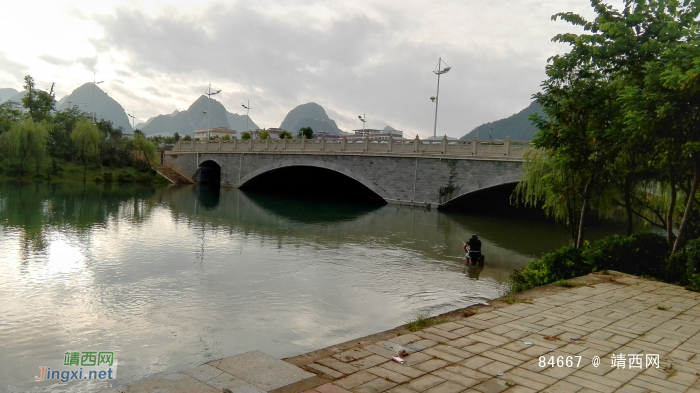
[163,136,531,208]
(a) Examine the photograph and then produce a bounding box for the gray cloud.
[38,54,97,71]
[0,52,27,83]
[144,86,172,98]
[90,1,577,137]
[38,54,74,66]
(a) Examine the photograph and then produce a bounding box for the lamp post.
[358,113,366,135]
[127,111,136,132]
[205,84,222,140]
[92,73,104,123]
[430,57,451,139]
[241,101,251,133]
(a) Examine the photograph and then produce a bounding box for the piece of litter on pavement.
[496,373,505,376]
[392,356,405,364]
[479,302,490,306]
[549,349,555,352]
[523,341,533,346]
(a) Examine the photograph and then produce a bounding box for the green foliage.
[279,130,293,139]
[298,126,313,139]
[586,233,669,278]
[182,135,192,141]
[241,132,251,140]
[173,132,181,142]
[517,1,700,251]
[258,130,270,140]
[511,232,700,292]
[71,120,103,182]
[0,101,23,135]
[21,75,55,122]
[511,246,591,292]
[5,117,49,175]
[553,280,584,288]
[133,133,157,167]
[406,310,445,332]
[222,134,231,141]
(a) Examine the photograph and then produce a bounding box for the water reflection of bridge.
[159,185,573,275]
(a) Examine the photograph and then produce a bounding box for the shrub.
[117,172,135,183]
[585,233,668,278]
[511,246,591,292]
[94,175,103,183]
[103,172,113,183]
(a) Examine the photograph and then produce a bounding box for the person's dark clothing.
[467,238,481,252]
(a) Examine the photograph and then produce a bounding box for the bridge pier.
[163,151,523,208]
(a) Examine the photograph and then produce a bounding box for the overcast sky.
[0,0,608,138]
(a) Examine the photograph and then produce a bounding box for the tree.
[182,135,192,141]
[258,130,270,140]
[279,130,293,139]
[222,134,231,141]
[0,101,23,136]
[71,120,102,182]
[173,132,181,142]
[21,75,55,122]
[241,132,251,140]
[134,133,157,167]
[298,127,313,139]
[5,118,48,176]
[517,0,700,248]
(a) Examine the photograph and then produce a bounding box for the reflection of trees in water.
[0,182,166,261]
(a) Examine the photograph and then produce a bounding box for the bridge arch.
[238,157,391,201]
[196,159,221,184]
[440,172,522,206]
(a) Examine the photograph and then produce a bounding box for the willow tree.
[134,133,157,167]
[71,120,102,182]
[5,118,48,176]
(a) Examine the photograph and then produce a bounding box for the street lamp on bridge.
[430,57,451,139]
[205,84,222,140]
[358,113,366,135]
[241,101,251,132]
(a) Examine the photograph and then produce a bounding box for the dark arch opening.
[196,160,221,184]
[240,166,386,205]
[440,183,547,219]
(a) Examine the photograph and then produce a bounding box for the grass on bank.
[406,311,446,332]
[553,280,585,288]
[0,159,169,184]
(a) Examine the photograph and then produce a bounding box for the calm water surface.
[0,182,612,392]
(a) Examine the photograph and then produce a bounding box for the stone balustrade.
[170,135,533,159]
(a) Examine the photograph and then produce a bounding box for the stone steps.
[156,166,194,184]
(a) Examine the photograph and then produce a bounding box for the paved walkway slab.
[103,350,315,393]
[297,274,700,393]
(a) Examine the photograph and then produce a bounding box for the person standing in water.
[463,234,484,266]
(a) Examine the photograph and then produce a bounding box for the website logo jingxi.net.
[34,351,117,383]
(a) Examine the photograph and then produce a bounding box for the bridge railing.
[171,135,533,158]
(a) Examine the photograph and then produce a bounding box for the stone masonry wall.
[164,152,523,207]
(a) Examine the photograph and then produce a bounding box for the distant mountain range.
[2,81,542,141]
[0,88,19,104]
[56,83,133,133]
[460,101,542,141]
[279,102,343,135]
[138,95,261,136]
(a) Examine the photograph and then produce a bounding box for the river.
[0,182,618,392]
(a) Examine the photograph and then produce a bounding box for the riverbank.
[0,160,169,184]
[103,271,700,393]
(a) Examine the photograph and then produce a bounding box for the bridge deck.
[171,136,533,159]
